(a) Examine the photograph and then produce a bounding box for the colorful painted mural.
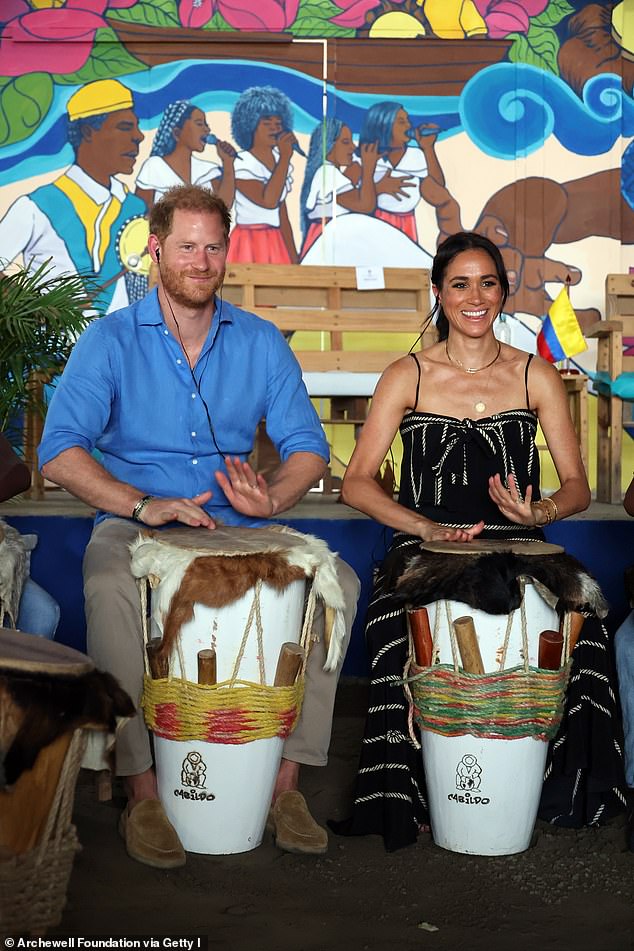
[0,0,632,359]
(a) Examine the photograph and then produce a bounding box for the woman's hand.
[215,457,274,519]
[488,473,535,525]
[418,519,485,543]
[413,123,440,151]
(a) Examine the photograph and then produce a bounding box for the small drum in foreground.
[0,630,132,935]
[132,525,344,856]
[407,540,571,857]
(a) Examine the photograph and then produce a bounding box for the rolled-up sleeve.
[263,327,329,463]
[38,320,115,468]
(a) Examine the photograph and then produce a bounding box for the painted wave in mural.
[1,59,632,184]
[462,64,634,159]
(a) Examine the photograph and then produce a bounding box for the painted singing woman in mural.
[299,119,390,258]
[134,100,236,209]
[228,86,301,264]
[358,101,445,243]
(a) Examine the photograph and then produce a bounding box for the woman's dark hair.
[424,231,509,341]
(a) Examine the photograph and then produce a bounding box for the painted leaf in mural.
[293,0,356,35]
[52,27,147,85]
[531,0,574,28]
[507,23,559,74]
[0,73,53,147]
[106,0,180,28]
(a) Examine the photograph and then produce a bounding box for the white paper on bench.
[303,371,381,397]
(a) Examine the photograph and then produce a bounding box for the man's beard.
[160,261,224,308]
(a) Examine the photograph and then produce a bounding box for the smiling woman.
[334,230,625,851]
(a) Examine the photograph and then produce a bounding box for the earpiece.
[155,248,160,263]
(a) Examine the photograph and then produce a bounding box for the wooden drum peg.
[453,616,485,674]
[146,637,169,679]
[197,648,217,685]
[538,630,564,670]
[407,607,433,667]
[561,611,585,653]
[274,642,305,687]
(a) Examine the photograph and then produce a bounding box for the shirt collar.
[136,288,233,328]
[66,164,126,204]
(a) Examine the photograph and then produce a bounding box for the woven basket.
[0,729,86,935]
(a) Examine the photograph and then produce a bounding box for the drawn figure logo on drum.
[456,753,482,791]
[181,750,207,788]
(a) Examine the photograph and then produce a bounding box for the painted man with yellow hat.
[0,78,147,313]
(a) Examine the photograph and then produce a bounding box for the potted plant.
[0,259,96,460]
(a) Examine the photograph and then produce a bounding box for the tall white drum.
[131,525,345,856]
[409,541,570,857]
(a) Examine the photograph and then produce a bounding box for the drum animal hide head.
[392,550,608,619]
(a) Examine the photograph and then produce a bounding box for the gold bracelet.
[531,499,554,526]
[543,496,558,523]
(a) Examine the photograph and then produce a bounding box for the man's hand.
[139,491,216,528]
[215,457,275,519]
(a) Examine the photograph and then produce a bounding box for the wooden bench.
[587,273,634,503]
[222,263,434,488]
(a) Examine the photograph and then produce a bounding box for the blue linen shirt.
[38,289,329,526]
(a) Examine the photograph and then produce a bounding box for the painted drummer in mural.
[38,184,360,868]
[0,79,147,313]
[227,85,301,264]
[134,99,236,209]
[335,230,626,850]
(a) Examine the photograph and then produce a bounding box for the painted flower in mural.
[473,0,548,38]
[178,0,301,31]
[0,0,136,77]
[330,0,400,28]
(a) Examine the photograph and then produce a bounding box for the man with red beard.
[39,185,359,869]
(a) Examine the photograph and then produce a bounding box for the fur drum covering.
[389,549,608,619]
[0,668,134,787]
[130,525,347,672]
[0,519,28,628]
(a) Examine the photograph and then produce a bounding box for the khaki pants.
[83,519,360,775]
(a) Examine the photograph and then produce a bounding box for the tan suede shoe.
[119,800,186,869]
[271,790,328,855]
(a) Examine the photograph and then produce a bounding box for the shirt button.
[192,459,198,465]
[191,393,196,399]
[191,431,197,437]
[176,359,182,365]
[163,329,169,335]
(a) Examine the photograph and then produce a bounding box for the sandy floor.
[46,681,634,951]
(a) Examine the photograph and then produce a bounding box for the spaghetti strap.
[524,353,534,409]
[409,352,422,410]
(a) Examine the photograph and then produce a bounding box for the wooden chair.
[586,274,634,503]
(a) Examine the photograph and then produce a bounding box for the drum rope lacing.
[403,588,573,744]
[139,577,319,744]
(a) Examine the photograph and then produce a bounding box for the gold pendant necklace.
[445,340,501,374]
[445,340,501,415]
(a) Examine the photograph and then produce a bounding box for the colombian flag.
[537,287,588,363]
